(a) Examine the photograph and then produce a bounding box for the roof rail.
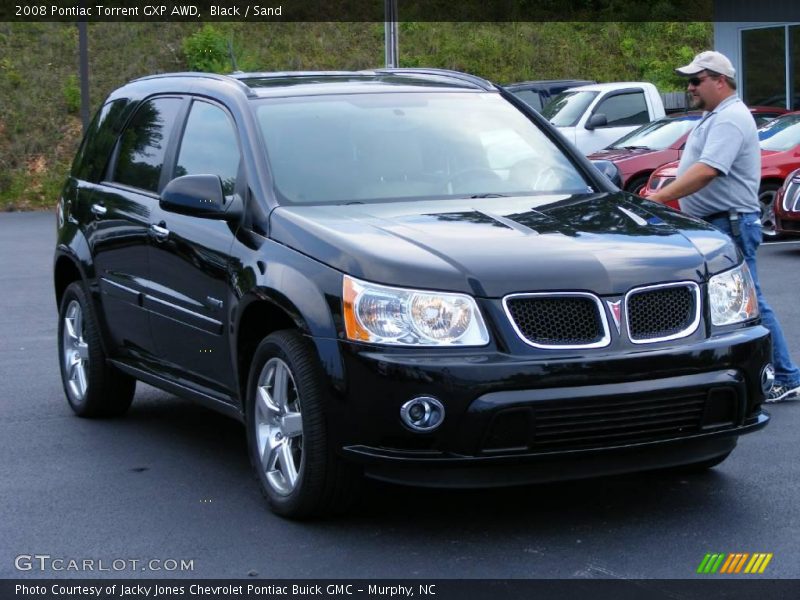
[131,72,257,97]
[372,68,496,91]
[230,71,358,80]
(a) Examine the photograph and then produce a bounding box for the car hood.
[269,193,740,297]
[588,147,656,162]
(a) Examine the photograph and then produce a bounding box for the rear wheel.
[246,330,360,518]
[759,182,781,238]
[58,281,135,417]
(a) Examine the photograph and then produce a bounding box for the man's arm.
[648,162,719,204]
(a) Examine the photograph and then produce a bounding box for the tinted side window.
[72,99,130,182]
[594,92,649,127]
[112,97,182,193]
[175,101,240,195]
[511,89,543,111]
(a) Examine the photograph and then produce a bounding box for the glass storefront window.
[742,27,787,107]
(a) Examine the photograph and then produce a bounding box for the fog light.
[761,364,775,395]
[400,397,444,432]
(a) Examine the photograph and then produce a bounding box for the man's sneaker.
[765,383,800,403]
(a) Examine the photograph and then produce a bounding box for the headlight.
[708,262,759,326]
[343,275,490,346]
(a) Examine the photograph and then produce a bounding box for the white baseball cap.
[676,51,736,78]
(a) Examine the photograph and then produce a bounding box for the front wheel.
[758,182,781,238]
[57,281,135,417]
[626,175,650,197]
[246,330,360,518]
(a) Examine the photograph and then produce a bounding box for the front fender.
[232,237,347,390]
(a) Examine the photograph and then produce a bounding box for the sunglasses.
[688,75,712,86]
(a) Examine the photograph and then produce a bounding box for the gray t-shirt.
[676,94,761,218]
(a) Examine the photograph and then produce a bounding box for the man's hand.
[649,162,719,204]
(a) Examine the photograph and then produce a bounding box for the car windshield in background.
[540,90,599,127]
[609,115,701,150]
[255,92,590,205]
[759,114,800,151]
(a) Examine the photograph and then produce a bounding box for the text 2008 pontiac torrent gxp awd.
[55,69,771,518]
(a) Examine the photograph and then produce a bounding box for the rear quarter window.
[111,97,183,193]
[71,99,130,182]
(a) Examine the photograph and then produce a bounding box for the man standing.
[649,50,800,402]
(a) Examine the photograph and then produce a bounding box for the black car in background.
[55,69,771,518]
[504,79,595,111]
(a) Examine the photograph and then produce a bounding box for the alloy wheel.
[62,300,90,401]
[254,358,304,496]
[759,186,779,237]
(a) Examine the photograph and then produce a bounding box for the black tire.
[758,182,781,239]
[57,281,135,417]
[626,175,650,196]
[245,330,360,519]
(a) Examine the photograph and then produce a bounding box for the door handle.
[90,203,107,216]
[150,222,170,241]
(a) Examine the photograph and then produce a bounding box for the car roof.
[564,82,655,93]
[122,68,498,100]
[662,111,703,119]
[504,79,594,90]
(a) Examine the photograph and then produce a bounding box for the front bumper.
[323,323,771,487]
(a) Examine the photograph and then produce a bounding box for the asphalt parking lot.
[2,210,800,580]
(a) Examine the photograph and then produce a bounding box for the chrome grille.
[783,173,800,212]
[503,293,610,349]
[625,282,700,343]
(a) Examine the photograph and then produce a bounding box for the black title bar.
[2,0,800,22]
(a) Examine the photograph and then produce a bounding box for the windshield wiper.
[468,193,508,198]
[622,145,651,150]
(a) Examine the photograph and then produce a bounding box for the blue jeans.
[707,212,800,387]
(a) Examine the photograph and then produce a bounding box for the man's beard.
[690,94,706,110]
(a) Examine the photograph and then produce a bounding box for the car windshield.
[608,116,700,150]
[759,114,800,151]
[540,90,599,127]
[255,92,591,205]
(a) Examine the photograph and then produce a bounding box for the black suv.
[55,69,771,518]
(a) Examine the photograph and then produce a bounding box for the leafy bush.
[182,25,230,73]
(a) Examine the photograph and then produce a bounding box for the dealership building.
[714,14,799,110]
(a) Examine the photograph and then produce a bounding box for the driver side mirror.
[160,174,227,218]
[590,160,622,188]
[585,113,608,131]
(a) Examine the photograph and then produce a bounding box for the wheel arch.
[625,171,653,193]
[759,177,783,191]
[54,253,84,308]
[234,283,344,412]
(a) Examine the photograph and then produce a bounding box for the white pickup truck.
[541,82,666,155]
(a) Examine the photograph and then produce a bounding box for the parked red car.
[587,113,702,194]
[588,107,786,196]
[775,167,800,237]
[641,111,800,236]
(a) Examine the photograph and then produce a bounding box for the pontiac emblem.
[607,300,622,333]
